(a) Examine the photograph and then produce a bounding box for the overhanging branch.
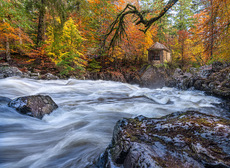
[105,0,179,48]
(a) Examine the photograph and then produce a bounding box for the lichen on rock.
[95,111,230,168]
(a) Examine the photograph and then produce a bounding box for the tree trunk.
[181,36,184,67]
[210,0,214,60]
[36,0,45,46]
[5,36,11,62]
[19,27,23,45]
[3,19,11,62]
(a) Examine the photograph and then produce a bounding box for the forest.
[0,0,230,77]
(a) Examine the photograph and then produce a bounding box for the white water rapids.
[0,77,228,168]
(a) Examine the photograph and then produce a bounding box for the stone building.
[148,42,171,64]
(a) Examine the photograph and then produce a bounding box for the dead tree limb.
[105,0,178,48]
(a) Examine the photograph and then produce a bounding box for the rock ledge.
[95,111,230,168]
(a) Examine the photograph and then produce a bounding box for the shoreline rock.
[0,63,23,79]
[95,111,230,168]
[86,65,172,88]
[166,62,230,102]
[8,95,58,119]
[139,65,171,88]
[0,63,59,80]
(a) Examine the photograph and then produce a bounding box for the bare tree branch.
[105,0,179,48]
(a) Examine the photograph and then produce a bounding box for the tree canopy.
[0,0,229,76]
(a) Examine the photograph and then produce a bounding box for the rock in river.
[8,95,58,119]
[96,111,230,168]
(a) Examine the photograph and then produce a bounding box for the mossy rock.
[96,111,230,168]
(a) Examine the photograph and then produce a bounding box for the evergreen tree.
[46,17,86,76]
[171,0,195,67]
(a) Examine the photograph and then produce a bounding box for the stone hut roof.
[148,42,170,52]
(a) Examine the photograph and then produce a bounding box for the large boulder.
[96,111,230,168]
[140,65,171,88]
[0,63,22,78]
[8,95,58,119]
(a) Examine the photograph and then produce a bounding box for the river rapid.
[0,77,228,168]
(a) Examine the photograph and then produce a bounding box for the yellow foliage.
[46,17,86,74]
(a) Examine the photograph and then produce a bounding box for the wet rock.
[21,72,30,78]
[213,87,230,99]
[140,65,171,88]
[173,68,183,76]
[8,95,58,119]
[166,62,230,101]
[30,72,41,80]
[222,81,230,88]
[96,111,230,168]
[212,61,224,72]
[198,64,212,78]
[214,101,230,111]
[166,68,193,90]
[41,73,59,80]
[87,71,127,83]
[0,64,22,78]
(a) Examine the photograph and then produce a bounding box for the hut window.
[153,51,160,60]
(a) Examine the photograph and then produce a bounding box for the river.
[0,77,228,168]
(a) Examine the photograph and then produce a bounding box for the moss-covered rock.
[96,111,230,168]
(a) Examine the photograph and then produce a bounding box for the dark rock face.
[8,95,58,119]
[87,65,172,88]
[87,71,129,83]
[166,62,230,100]
[0,64,23,79]
[96,111,230,168]
[140,65,171,88]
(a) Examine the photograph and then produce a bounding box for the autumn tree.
[170,0,195,67]
[0,0,33,62]
[201,0,230,62]
[46,17,86,76]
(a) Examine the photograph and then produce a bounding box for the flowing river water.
[0,77,228,168]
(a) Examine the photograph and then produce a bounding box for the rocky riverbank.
[0,62,172,88]
[166,62,230,110]
[95,111,230,168]
[0,63,59,80]
[166,62,230,99]
[86,65,172,88]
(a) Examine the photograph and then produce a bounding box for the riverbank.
[166,62,230,110]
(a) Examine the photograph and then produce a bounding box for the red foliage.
[28,46,59,74]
